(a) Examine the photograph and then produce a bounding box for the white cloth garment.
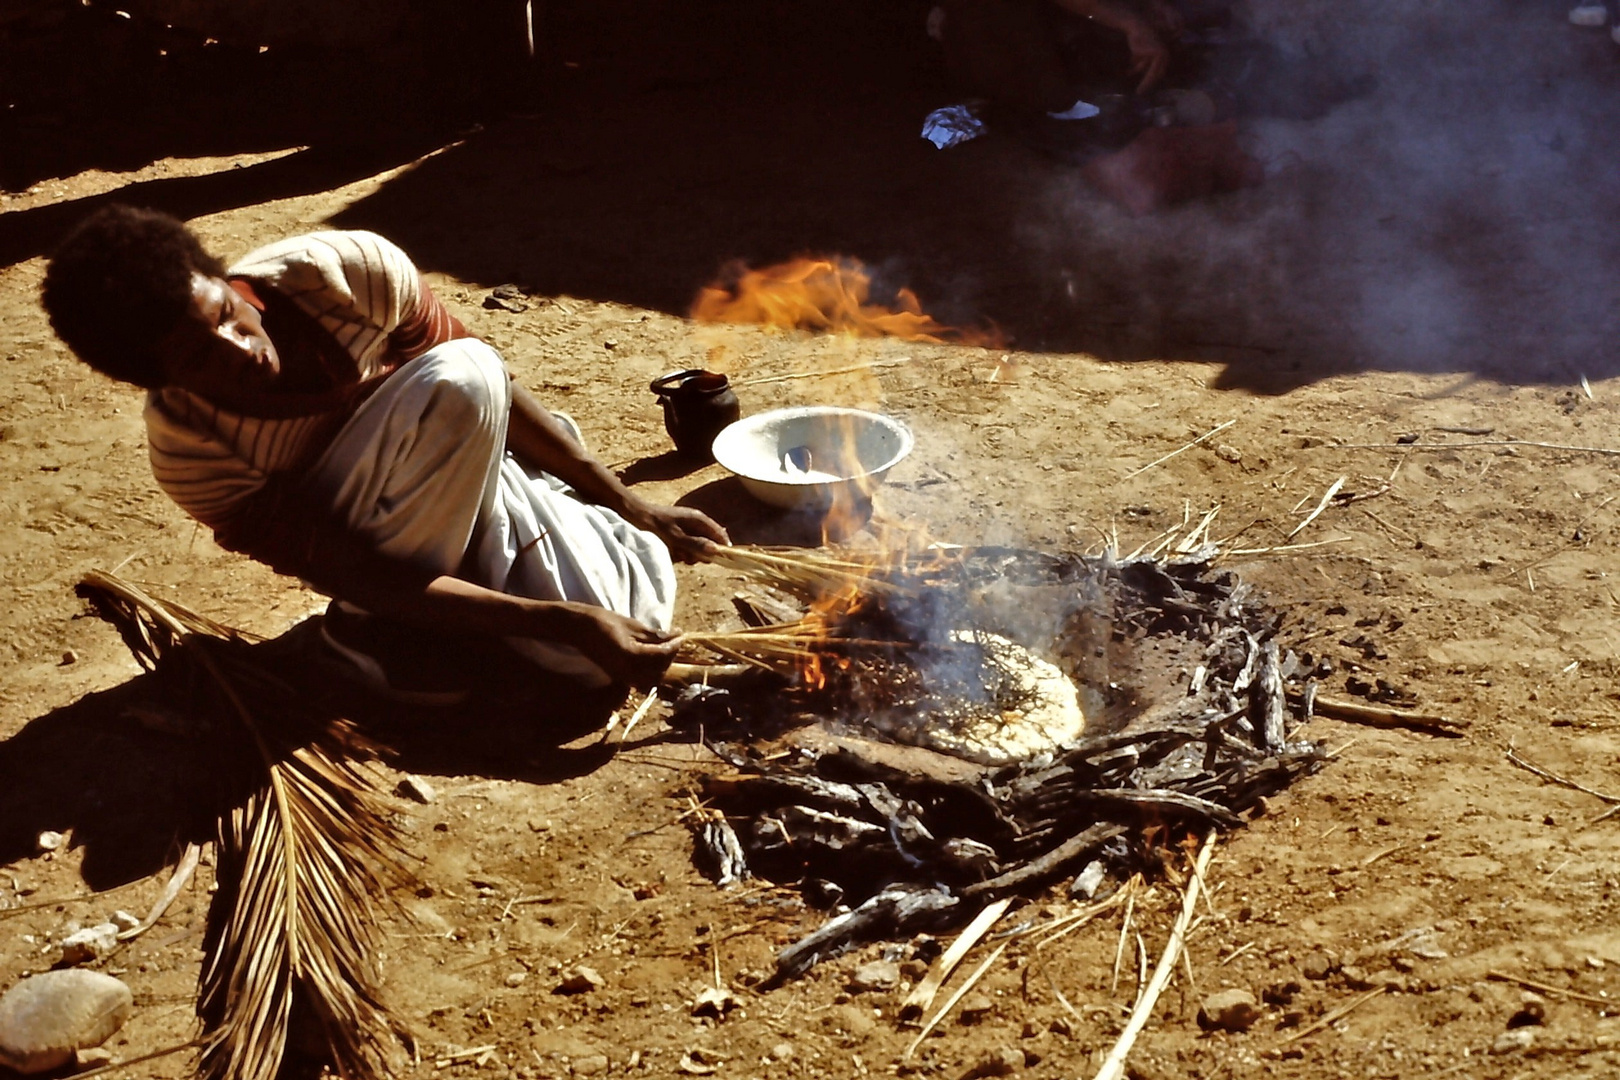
[306,338,676,686]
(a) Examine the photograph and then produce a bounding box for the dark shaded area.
[0,617,646,892]
[5,0,1620,390]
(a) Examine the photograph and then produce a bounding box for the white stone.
[0,971,133,1074]
[395,775,437,804]
[59,924,118,966]
[34,832,63,854]
[109,911,141,934]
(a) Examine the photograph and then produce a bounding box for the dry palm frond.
[76,570,411,1080]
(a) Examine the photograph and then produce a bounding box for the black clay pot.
[649,369,741,461]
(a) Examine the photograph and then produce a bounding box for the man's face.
[157,273,281,406]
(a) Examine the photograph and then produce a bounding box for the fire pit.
[676,543,1327,984]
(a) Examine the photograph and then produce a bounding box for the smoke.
[1021,0,1620,386]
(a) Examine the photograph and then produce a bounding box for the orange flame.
[692,256,1001,346]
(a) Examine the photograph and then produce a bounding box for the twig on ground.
[1111,887,1136,995]
[1219,941,1256,967]
[903,941,1011,1059]
[68,1040,201,1080]
[1361,509,1416,543]
[1287,477,1347,540]
[1124,420,1236,480]
[899,898,1011,1021]
[730,359,910,387]
[1223,537,1352,557]
[1298,693,1467,737]
[1314,439,1620,457]
[1486,970,1618,1007]
[1092,830,1218,1080]
[1276,985,1386,1045]
[1506,747,1620,804]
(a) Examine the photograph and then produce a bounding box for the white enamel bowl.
[711,406,914,510]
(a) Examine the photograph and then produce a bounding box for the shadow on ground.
[6,0,1620,390]
[0,619,644,891]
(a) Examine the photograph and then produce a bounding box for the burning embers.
[676,545,1328,984]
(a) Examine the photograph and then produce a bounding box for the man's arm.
[217,482,681,687]
[503,380,731,560]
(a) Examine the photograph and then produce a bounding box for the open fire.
[692,255,1000,346]
[678,543,1328,983]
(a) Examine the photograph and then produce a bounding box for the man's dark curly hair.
[41,204,226,389]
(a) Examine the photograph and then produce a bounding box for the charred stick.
[963,823,1128,898]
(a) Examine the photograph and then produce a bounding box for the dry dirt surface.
[4,1,1620,1078]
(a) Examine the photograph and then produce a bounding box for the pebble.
[59,924,119,966]
[572,1052,611,1075]
[555,966,606,995]
[770,1042,794,1061]
[1491,1028,1536,1054]
[1301,952,1337,980]
[849,960,900,994]
[691,987,738,1018]
[395,775,437,804]
[110,911,141,934]
[1198,989,1262,1032]
[505,972,528,988]
[0,970,133,1075]
[35,832,64,854]
[1069,860,1106,900]
[958,995,994,1024]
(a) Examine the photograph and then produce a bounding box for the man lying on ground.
[42,206,729,696]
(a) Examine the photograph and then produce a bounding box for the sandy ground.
[4,1,1620,1078]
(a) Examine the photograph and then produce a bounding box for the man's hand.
[625,501,731,563]
[565,605,682,688]
[1122,15,1170,93]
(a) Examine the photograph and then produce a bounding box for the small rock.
[769,1042,794,1061]
[35,832,64,854]
[1507,994,1546,1028]
[900,959,929,982]
[961,1047,1024,1078]
[1390,955,1416,973]
[1338,964,1374,990]
[0,970,133,1074]
[555,966,606,995]
[1020,1020,1038,1039]
[59,924,119,966]
[1198,989,1262,1032]
[677,1048,723,1074]
[1491,1028,1535,1054]
[109,911,141,934]
[59,651,77,666]
[395,775,437,804]
[691,986,738,1018]
[1049,1017,1072,1037]
[1213,443,1243,464]
[505,971,528,988]
[958,995,994,1024]
[572,1052,611,1075]
[1069,860,1106,900]
[1301,952,1337,980]
[849,960,900,994]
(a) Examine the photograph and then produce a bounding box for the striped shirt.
[143,230,464,540]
